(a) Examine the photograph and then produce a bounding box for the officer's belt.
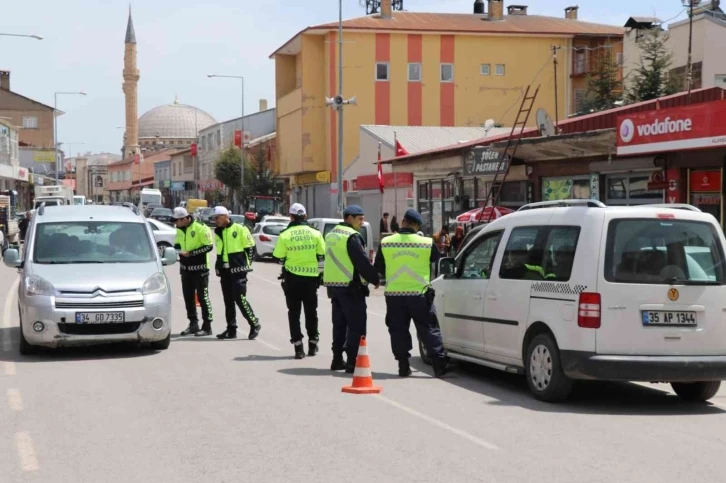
[326,248,353,280]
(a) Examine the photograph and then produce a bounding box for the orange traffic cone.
[195,294,201,307]
[342,336,381,394]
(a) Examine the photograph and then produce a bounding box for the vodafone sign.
[616,101,726,156]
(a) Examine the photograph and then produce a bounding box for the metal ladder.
[478,84,540,224]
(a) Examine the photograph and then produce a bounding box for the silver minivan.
[3,205,177,354]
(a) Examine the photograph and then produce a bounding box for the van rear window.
[604,219,726,285]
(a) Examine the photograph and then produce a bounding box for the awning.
[456,206,514,223]
[489,129,615,163]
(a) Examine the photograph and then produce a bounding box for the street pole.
[337,0,344,217]
[53,91,87,183]
[686,0,697,102]
[240,77,246,214]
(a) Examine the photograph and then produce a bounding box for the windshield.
[151,208,172,216]
[254,198,277,216]
[605,218,726,284]
[262,224,287,236]
[73,197,84,205]
[34,200,61,208]
[141,193,162,205]
[33,221,156,264]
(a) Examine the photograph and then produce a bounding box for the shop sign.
[617,101,726,156]
[666,168,683,204]
[15,166,29,182]
[693,193,720,205]
[171,181,185,191]
[526,181,534,203]
[589,173,600,201]
[690,170,721,193]
[647,171,668,191]
[33,150,55,163]
[463,148,509,176]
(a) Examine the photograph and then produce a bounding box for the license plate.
[642,311,697,326]
[75,312,125,324]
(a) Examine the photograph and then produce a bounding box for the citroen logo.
[667,288,679,301]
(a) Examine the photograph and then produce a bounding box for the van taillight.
[578,292,601,329]
[259,235,272,242]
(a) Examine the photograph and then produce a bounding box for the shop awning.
[456,206,515,223]
[489,129,615,163]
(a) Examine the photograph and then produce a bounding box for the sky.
[2,0,685,156]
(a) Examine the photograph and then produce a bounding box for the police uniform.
[374,209,455,378]
[272,203,326,359]
[323,205,380,373]
[172,208,214,336]
[213,207,261,340]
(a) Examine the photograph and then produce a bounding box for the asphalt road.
[2,260,726,482]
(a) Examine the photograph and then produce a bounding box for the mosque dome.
[137,98,217,140]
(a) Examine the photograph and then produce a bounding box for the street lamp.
[208,74,244,212]
[682,0,701,101]
[0,33,43,40]
[54,91,87,182]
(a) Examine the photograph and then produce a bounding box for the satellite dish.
[536,108,556,137]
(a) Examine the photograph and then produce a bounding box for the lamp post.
[682,0,701,101]
[0,33,43,40]
[207,74,244,213]
[53,91,86,182]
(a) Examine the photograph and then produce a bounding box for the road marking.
[4,361,16,376]
[2,277,19,329]
[249,273,279,287]
[15,432,39,471]
[256,338,281,351]
[375,395,499,451]
[7,388,23,411]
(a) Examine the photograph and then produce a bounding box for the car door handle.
[473,294,483,300]
[487,294,498,301]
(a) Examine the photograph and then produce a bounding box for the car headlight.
[142,272,168,295]
[25,275,58,297]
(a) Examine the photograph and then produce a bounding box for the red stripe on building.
[375,33,391,126]
[329,32,337,180]
[440,35,455,126]
[407,34,423,126]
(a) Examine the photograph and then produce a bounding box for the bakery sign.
[616,101,726,156]
[463,147,509,176]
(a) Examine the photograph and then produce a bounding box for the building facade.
[107,149,180,203]
[0,70,58,151]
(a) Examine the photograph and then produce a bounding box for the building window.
[440,64,454,82]
[616,52,624,65]
[574,88,586,114]
[173,164,177,177]
[376,62,390,81]
[407,63,421,82]
[480,64,491,76]
[495,64,505,76]
[22,116,38,129]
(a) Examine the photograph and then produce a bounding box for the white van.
[430,200,726,402]
[308,218,374,268]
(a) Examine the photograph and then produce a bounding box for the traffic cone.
[195,294,201,307]
[342,336,381,395]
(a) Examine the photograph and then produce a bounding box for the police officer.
[172,207,215,336]
[211,206,262,340]
[323,205,380,373]
[272,203,326,359]
[374,209,455,378]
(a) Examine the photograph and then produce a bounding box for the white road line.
[4,361,16,376]
[15,432,39,471]
[249,273,280,287]
[256,338,281,351]
[7,388,23,411]
[375,395,499,451]
[2,277,20,329]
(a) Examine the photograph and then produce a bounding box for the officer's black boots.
[216,329,237,340]
[308,339,319,356]
[398,360,412,377]
[181,323,199,336]
[195,322,212,337]
[294,341,306,359]
[433,358,456,378]
[249,321,262,340]
[330,354,346,371]
[345,363,355,374]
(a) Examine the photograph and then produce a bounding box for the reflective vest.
[174,221,213,271]
[323,225,361,287]
[380,233,433,296]
[273,223,325,277]
[215,222,254,275]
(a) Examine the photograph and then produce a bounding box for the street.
[1,260,726,483]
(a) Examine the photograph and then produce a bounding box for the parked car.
[146,218,177,256]
[143,203,163,218]
[251,221,289,260]
[260,215,290,225]
[308,218,374,269]
[431,200,726,402]
[149,207,173,225]
[197,207,215,226]
[2,204,177,354]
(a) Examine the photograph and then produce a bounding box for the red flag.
[377,143,384,194]
[190,143,197,157]
[134,154,140,164]
[234,130,242,148]
[395,139,409,157]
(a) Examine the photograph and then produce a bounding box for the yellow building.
[270,0,623,200]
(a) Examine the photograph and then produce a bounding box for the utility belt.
[180,264,209,273]
[280,267,323,293]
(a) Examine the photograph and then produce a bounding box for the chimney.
[381,0,392,19]
[507,5,528,15]
[0,70,9,91]
[474,0,485,14]
[487,0,504,21]
[565,6,578,20]
[259,99,268,112]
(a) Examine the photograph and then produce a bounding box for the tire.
[671,381,721,402]
[525,333,573,402]
[151,333,171,351]
[18,324,37,356]
[157,242,171,257]
[253,247,261,262]
[418,337,433,365]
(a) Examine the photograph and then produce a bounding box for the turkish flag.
[134,154,140,164]
[190,143,197,156]
[234,130,242,148]
[377,143,384,194]
[395,140,409,157]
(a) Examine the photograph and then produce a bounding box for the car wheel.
[157,242,171,257]
[151,333,171,351]
[525,333,573,402]
[18,316,38,356]
[418,337,433,366]
[671,381,721,402]
[253,247,261,261]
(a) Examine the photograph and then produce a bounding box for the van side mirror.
[161,246,178,266]
[3,248,21,269]
[439,257,455,277]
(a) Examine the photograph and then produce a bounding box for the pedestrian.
[390,215,400,233]
[433,226,451,256]
[211,206,262,340]
[272,203,326,359]
[451,225,465,256]
[323,205,380,373]
[380,212,389,235]
[172,207,215,336]
[375,209,455,378]
[18,211,32,243]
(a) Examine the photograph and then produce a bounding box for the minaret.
[122,6,140,159]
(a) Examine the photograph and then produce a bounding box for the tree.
[214,147,243,192]
[577,46,623,115]
[214,145,282,207]
[626,28,679,103]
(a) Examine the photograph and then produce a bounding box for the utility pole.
[552,45,561,131]
[683,0,701,102]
